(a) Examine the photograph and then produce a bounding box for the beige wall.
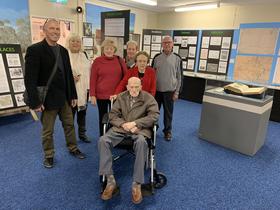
[28,0,157,46]
[157,3,280,30]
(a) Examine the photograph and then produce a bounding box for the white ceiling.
[100,0,280,12]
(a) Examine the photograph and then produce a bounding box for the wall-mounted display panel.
[142,29,172,64]
[173,30,199,72]
[198,30,234,75]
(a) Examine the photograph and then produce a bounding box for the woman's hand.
[109,95,117,101]
[90,96,97,105]
[73,74,80,82]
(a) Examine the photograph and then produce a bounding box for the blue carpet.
[1,100,280,209]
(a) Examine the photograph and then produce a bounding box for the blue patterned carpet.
[1,99,280,210]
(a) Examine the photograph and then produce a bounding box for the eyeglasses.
[162,41,173,44]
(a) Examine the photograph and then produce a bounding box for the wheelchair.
[100,111,167,196]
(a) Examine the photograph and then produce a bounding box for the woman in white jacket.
[67,34,92,143]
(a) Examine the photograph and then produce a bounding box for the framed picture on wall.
[83,22,92,37]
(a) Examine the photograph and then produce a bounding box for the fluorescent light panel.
[130,0,157,6]
[175,2,219,12]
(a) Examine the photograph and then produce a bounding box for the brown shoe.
[132,184,142,204]
[101,184,118,200]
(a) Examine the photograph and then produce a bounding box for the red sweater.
[90,55,127,99]
[114,66,156,96]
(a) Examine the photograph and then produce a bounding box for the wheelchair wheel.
[153,172,167,189]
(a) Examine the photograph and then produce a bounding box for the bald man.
[24,19,85,169]
[99,77,159,204]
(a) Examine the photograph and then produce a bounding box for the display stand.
[101,10,130,58]
[0,44,30,117]
[198,87,273,156]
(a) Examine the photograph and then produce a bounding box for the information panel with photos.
[142,29,172,64]
[198,30,234,75]
[173,30,199,72]
[101,10,130,58]
[0,44,27,112]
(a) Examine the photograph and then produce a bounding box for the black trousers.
[155,91,174,133]
[97,99,111,136]
[72,107,87,137]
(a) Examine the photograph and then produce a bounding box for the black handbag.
[24,47,60,106]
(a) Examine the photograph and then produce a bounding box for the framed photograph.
[83,22,92,37]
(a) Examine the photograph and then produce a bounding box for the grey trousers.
[98,128,148,184]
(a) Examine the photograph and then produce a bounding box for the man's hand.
[33,104,45,112]
[90,96,97,106]
[173,93,178,101]
[130,126,139,133]
[122,121,136,131]
[71,99,77,107]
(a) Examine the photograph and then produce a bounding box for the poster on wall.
[0,44,26,111]
[142,29,172,64]
[198,30,234,75]
[85,3,136,56]
[173,30,199,72]
[0,0,31,54]
[31,17,73,47]
[101,10,130,58]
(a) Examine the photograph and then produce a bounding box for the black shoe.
[70,149,86,159]
[164,132,172,141]
[43,157,54,168]
[79,134,91,143]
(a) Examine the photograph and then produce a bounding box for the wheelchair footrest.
[141,183,155,196]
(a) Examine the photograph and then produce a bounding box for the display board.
[142,29,172,64]
[198,30,234,75]
[101,10,130,58]
[173,30,199,72]
[0,44,26,112]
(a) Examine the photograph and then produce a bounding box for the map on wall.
[238,28,279,55]
[234,56,272,83]
[272,58,280,84]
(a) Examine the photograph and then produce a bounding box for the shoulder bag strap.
[117,56,124,78]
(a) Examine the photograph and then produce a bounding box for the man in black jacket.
[24,19,85,168]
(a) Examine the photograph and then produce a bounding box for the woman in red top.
[114,51,156,98]
[90,39,127,136]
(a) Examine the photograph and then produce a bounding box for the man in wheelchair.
[98,77,160,204]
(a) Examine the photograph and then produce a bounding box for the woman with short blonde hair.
[67,33,91,142]
[100,39,117,54]
[90,38,127,136]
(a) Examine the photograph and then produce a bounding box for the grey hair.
[126,40,138,49]
[65,33,84,52]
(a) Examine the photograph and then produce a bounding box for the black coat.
[24,39,77,109]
